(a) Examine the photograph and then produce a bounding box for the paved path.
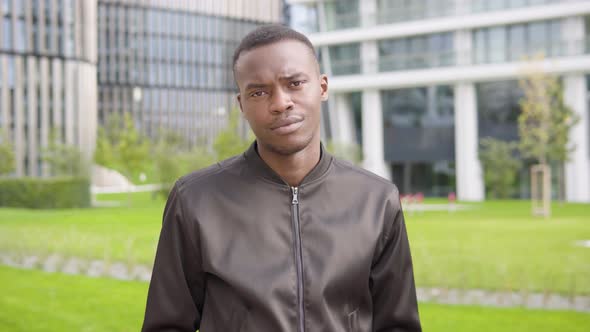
[1,252,588,312]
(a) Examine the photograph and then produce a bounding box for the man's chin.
[261,137,313,156]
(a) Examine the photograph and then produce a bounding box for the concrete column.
[0,56,9,135]
[332,93,356,145]
[564,75,590,203]
[77,63,98,163]
[52,59,62,131]
[361,89,390,180]
[82,0,97,63]
[361,40,378,75]
[561,16,584,56]
[40,57,49,177]
[14,57,24,176]
[360,0,376,28]
[27,56,37,177]
[64,62,75,145]
[454,83,484,201]
[454,29,472,67]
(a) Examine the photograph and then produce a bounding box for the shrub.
[0,177,90,209]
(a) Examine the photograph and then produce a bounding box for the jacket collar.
[243,140,333,186]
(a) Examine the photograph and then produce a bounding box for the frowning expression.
[235,40,328,156]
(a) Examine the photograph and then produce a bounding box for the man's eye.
[290,81,304,87]
[250,91,266,97]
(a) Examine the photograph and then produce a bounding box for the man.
[142,24,421,332]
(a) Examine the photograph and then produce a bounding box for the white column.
[361,41,378,75]
[27,57,37,177]
[454,83,484,201]
[562,16,584,56]
[360,0,376,28]
[564,75,590,203]
[454,29,472,67]
[14,57,24,176]
[332,93,356,145]
[40,57,49,177]
[361,89,390,180]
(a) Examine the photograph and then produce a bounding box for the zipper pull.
[291,187,299,205]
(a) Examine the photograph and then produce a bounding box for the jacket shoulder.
[175,154,245,193]
[331,157,399,196]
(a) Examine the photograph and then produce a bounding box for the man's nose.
[269,88,294,114]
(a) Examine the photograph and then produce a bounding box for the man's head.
[233,24,328,156]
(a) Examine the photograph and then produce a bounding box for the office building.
[286,0,590,202]
[0,0,97,177]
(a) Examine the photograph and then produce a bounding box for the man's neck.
[257,140,321,187]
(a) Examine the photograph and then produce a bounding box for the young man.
[142,25,421,332]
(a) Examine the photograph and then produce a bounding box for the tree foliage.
[325,140,361,165]
[479,138,521,199]
[0,130,15,176]
[42,129,88,177]
[518,71,579,165]
[94,113,150,180]
[213,109,253,161]
[153,131,215,198]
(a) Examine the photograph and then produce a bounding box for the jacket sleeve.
[141,182,206,332]
[370,189,421,332]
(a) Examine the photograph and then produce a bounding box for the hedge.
[0,177,90,209]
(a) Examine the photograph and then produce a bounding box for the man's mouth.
[271,116,304,135]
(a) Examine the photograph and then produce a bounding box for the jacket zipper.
[291,186,305,332]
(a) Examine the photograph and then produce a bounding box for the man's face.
[234,40,328,156]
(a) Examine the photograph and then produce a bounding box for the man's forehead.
[235,40,317,74]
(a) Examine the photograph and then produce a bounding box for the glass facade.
[476,80,523,142]
[287,3,318,34]
[381,85,455,196]
[382,85,455,162]
[378,32,454,72]
[328,43,361,76]
[97,2,269,145]
[377,0,455,25]
[473,19,563,64]
[0,0,95,177]
[324,0,359,31]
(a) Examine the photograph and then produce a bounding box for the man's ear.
[320,74,329,101]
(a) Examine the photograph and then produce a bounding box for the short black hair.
[232,24,317,74]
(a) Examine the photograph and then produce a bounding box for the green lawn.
[1,266,588,332]
[0,193,589,294]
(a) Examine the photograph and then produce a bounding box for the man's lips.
[270,115,304,135]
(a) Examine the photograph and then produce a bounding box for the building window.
[473,19,562,64]
[328,43,361,75]
[288,3,318,33]
[379,32,454,72]
[476,80,523,141]
[324,0,359,31]
[377,0,454,25]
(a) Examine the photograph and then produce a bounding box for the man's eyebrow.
[281,73,307,80]
[245,83,268,90]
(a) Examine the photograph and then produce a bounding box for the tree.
[325,140,361,165]
[479,138,522,199]
[117,113,150,183]
[518,70,579,202]
[153,130,215,198]
[94,113,150,206]
[42,129,88,177]
[213,109,253,161]
[0,130,15,176]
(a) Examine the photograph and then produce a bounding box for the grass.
[1,266,588,332]
[406,200,590,295]
[0,193,589,294]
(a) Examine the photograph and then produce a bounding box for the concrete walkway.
[1,252,588,312]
